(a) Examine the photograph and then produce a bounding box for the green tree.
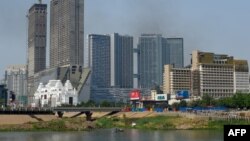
[232,93,243,108]
[188,99,202,107]
[84,100,96,107]
[100,100,111,107]
[179,100,187,107]
[171,102,180,110]
[201,94,214,107]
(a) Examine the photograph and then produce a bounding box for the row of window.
[202,89,233,93]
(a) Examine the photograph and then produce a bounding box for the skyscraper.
[27,2,47,103]
[137,35,184,88]
[27,3,47,77]
[88,33,133,102]
[50,0,84,68]
[88,33,134,88]
[166,38,184,68]
[5,65,27,105]
[88,34,111,88]
[111,33,133,88]
[137,34,164,88]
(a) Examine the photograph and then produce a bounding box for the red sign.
[130,90,141,100]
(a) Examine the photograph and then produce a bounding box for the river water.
[0,129,223,141]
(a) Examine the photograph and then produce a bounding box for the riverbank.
[95,115,250,130]
[0,112,249,131]
[0,117,95,131]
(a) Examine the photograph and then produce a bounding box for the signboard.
[130,90,141,100]
[176,90,189,100]
[155,94,167,101]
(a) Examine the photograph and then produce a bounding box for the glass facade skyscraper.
[138,34,164,88]
[167,38,184,68]
[88,33,133,88]
[88,34,111,88]
[111,33,133,88]
[137,35,184,88]
[88,33,134,102]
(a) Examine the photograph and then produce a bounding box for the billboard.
[155,94,168,101]
[130,90,141,100]
[176,90,189,100]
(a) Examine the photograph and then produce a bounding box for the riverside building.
[33,80,78,107]
[163,50,249,98]
[191,50,249,97]
[163,64,191,95]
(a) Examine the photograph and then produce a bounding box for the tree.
[201,94,214,107]
[171,102,180,110]
[188,99,202,107]
[100,100,111,107]
[82,100,96,107]
[179,100,187,107]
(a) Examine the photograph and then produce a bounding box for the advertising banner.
[176,90,189,99]
[130,90,141,100]
[155,94,167,101]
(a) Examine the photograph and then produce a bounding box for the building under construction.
[27,0,47,105]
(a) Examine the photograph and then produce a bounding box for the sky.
[1,0,250,79]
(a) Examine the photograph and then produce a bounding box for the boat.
[115,128,124,132]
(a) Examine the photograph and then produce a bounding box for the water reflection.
[0,129,223,141]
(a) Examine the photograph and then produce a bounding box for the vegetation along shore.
[0,111,249,131]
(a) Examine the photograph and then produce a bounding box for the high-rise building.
[191,50,235,97]
[5,65,27,105]
[88,33,134,102]
[163,64,191,95]
[137,35,184,89]
[27,2,47,104]
[162,50,249,98]
[88,33,134,88]
[233,60,249,93]
[166,38,184,68]
[88,34,111,88]
[27,3,47,78]
[0,84,8,107]
[110,33,133,88]
[50,0,84,68]
[137,34,166,88]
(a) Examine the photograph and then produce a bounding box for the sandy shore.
[0,115,57,125]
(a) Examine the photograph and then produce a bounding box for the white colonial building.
[32,80,78,107]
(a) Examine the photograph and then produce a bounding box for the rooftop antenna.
[38,0,42,4]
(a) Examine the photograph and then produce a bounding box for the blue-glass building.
[137,34,183,88]
[111,33,133,88]
[137,34,164,88]
[88,34,111,88]
[166,38,184,68]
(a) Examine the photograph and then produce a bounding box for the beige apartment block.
[191,50,237,97]
[163,64,191,95]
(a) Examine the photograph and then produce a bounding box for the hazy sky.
[1,0,250,79]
